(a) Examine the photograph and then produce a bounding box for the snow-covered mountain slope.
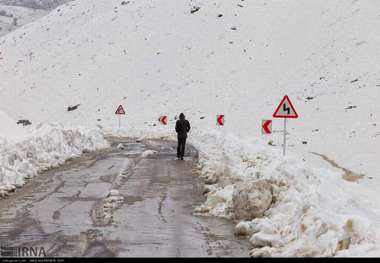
[0,0,379,256]
[0,0,378,181]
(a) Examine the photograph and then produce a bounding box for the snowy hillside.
[0,0,379,257]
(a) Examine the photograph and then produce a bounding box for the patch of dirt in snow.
[311,152,365,182]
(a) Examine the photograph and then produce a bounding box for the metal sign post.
[283,118,287,156]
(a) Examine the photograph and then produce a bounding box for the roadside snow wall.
[0,114,109,197]
[191,129,380,257]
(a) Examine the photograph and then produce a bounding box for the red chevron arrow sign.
[159,115,168,125]
[216,115,224,126]
[262,120,272,134]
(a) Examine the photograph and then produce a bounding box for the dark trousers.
[177,138,186,158]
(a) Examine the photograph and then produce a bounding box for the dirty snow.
[141,149,159,158]
[191,130,380,257]
[0,110,109,197]
[103,189,124,220]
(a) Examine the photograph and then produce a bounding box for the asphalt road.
[0,137,249,257]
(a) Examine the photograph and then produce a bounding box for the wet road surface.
[0,138,249,257]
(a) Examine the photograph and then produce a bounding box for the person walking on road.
[175,113,191,160]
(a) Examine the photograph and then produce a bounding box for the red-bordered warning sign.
[115,105,126,115]
[273,95,299,118]
[159,115,168,125]
[217,115,224,126]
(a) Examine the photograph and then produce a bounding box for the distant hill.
[0,0,71,10]
[0,4,47,37]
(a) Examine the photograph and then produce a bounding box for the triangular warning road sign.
[273,95,299,118]
[115,105,126,115]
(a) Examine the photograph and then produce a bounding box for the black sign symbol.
[283,103,291,115]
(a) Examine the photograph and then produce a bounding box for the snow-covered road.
[0,137,249,257]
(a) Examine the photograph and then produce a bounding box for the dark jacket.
[175,115,191,139]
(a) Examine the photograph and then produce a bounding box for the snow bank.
[189,129,380,257]
[0,112,109,197]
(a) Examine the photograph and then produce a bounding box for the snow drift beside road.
[190,130,380,257]
[0,111,109,197]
